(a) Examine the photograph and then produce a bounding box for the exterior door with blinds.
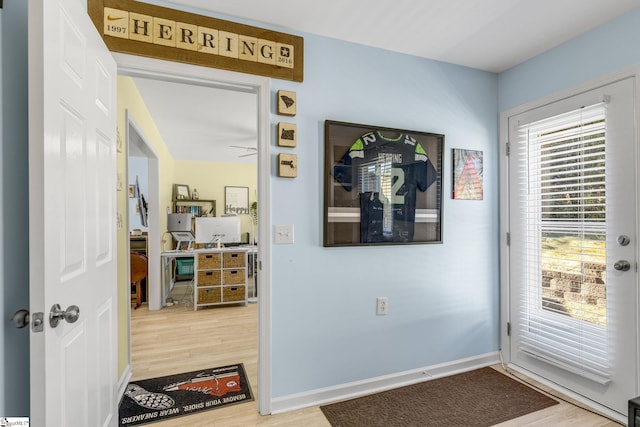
[507,77,637,415]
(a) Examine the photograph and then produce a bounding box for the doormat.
[119,363,253,426]
[320,367,558,427]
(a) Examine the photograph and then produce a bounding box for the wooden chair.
[130,251,148,309]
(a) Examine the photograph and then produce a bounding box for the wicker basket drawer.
[198,253,221,269]
[223,269,245,285]
[223,285,246,302]
[198,288,221,304]
[197,270,221,286]
[223,252,246,268]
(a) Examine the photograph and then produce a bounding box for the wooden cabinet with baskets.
[194,249,248,309]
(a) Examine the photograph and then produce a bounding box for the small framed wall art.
[117,172,124,191]
[116,127,123,153]
[225,186,250,214]
[277,90,296,116]
[278,153,298,178]
[452,149,483,200]
[173,184,190,200]
[278,122,297,147]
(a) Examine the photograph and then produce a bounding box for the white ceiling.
[132,77,257,163]
[165,0,640,73]
[132,0,640,162]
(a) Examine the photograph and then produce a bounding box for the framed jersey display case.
[324,120,444,247]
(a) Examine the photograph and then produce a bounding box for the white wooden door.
[28,0,118,425]
[507,78,637,415]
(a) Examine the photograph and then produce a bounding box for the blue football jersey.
[333,131,437,243]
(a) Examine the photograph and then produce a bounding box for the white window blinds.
[514,102,610,384]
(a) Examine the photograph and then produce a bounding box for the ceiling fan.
[230,145,257,157]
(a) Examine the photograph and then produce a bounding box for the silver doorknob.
[11,309,30,328]
[614,260,631,271]
[49,304,80,328]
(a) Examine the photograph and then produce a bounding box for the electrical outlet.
[376,297,388,315]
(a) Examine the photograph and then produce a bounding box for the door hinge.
[505,142,510,156]
[507,322,511,336]
[506,232,511,246]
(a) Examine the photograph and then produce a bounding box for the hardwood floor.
[129,298,623,426]
[129,296,330,426]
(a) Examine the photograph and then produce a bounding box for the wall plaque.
[278,154,298,178]
[277,122,297,147]
[88,0,304,82]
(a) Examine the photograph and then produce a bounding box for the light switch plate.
[274,224,294,244]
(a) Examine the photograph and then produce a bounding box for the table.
[160,250,196,306]
[161,246,257,309]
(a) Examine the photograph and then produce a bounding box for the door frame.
[115,52,273,414]
[125,111,161,388]
[125,111,161,310]
[499,65,640,423]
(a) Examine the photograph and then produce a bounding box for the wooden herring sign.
[88,0,304,82]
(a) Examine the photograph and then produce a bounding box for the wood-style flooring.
[129,298,623,426]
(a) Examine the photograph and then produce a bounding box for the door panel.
[28,0,118,425]
[508,78,637,414]
[62,325,88,423]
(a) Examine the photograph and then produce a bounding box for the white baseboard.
[270,352,500,414]
[117,365,132,402]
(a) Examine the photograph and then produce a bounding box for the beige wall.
[116,76,257,379]
[117,76,176,378]
[173,160,258,240]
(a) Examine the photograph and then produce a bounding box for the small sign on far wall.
[452,149,483,200]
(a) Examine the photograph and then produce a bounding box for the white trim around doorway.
[115,52,273,415]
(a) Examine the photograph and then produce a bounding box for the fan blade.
[230,145,257,151]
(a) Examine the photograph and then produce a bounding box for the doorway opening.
[117,52,272,414]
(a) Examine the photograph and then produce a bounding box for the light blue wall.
[120,0,501,399]
[269,36,499,396]
[0,0,501,408]
[144,0,502,397]
[0,0,30,416]
[16,0,640,413]
[128,157,149,232]
[499,8,640,111]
